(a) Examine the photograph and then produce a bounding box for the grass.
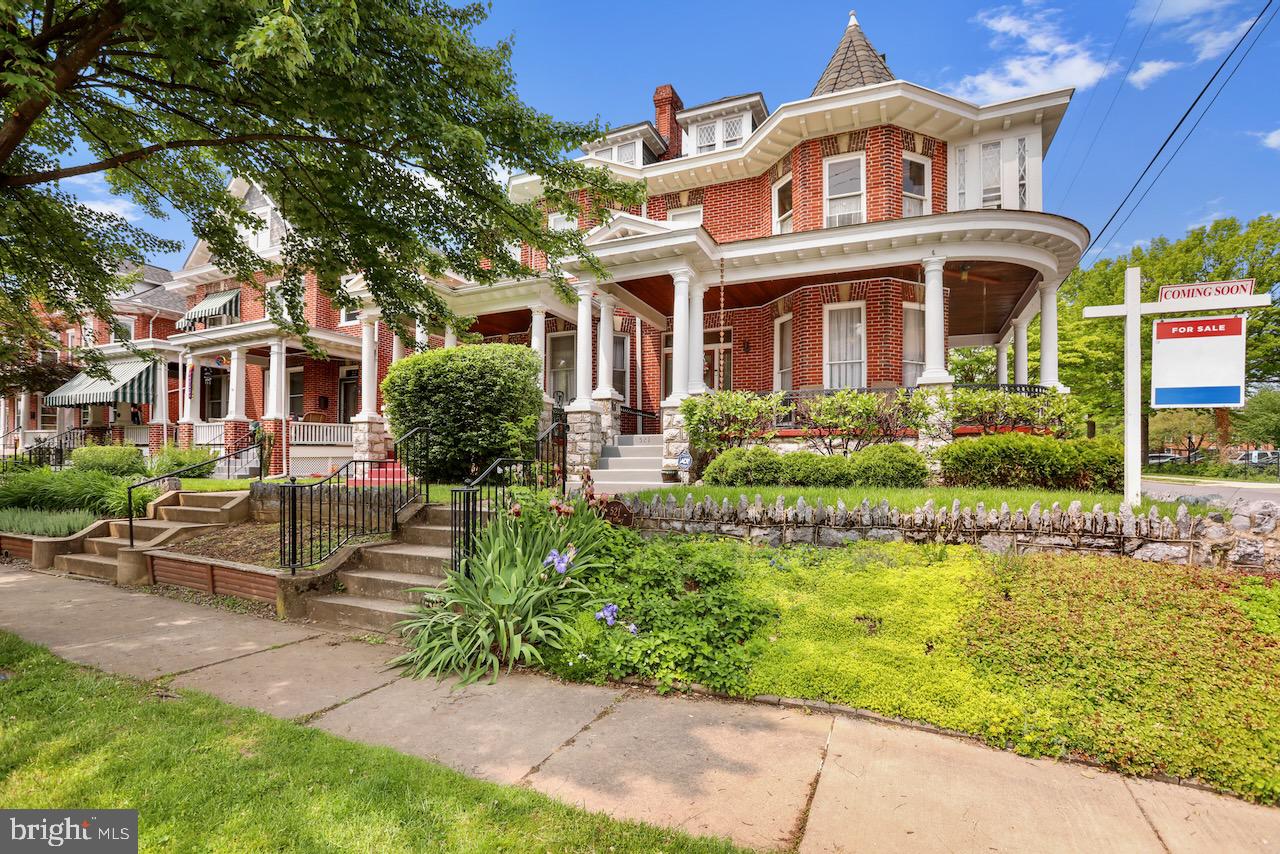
[0,508,99,537]
[0,632,741,853]
[632,484,1215,518]
[737,542,1280,803]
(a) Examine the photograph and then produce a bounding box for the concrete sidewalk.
[2,563,1277,853]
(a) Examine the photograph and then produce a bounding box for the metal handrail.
[620,405,659,422]
[126,440,265,547]
[953,383,1050,397]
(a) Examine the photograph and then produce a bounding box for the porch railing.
[277,426,431,571]
[450,418,568,572]
[193,422,225,447]
[122,425,150,446]
[954,383,1050,397]
[289,421,354,446]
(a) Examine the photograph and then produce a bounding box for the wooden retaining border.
[146,550,280,603]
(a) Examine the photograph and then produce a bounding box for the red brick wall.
[653,85,684,161]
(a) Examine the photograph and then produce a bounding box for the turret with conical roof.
[812,11,894,96]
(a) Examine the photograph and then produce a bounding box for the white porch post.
[357,315,381,419]
[687,277,707,394]
[391,333,406,363]
[664,268,691,405]
[995,340,1009,386]
[183,357,204,424]
[1013,319,1029,386]
[530,305,548,394]
[415,320,428,349]
[264,339,287,419]
[917,255,954,385]
[226,346,246,421]
[593,293,616,399]
[17,393,28,446]
[1038,279,1063,389]
[150,360,170,425]
[0,397,8,437]
[443,326,458,349]
[569,282,594,410]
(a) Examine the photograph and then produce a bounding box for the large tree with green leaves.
[0,0,640,367]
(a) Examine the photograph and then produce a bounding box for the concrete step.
[616,434,662,446]
[600,444,663,459]
[179,491,241,508]
[108,518,202,540]
[399,523,450,547]
[362,542,451,575]
[589,469,664,483]
[415,505,452,526]
[595,459,663,472]
[158,505,226,524]
[306,594,416,634]
[593,480,664,494]
[54,552,117,581]
[84,536,148,558]
[338,568,445,602]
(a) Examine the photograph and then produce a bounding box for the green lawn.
[0,632,740,853]
[632,484,1214,518]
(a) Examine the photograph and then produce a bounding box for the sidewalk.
[2,562,1277,853]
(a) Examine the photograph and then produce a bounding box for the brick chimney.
[653,84,684,161]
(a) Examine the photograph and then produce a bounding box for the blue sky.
[89,0,1279,271]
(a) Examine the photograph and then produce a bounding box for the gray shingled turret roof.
[811,11,894,97]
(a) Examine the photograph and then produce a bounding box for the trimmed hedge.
[847,442,929,488]
[704,444,929,489]
[937,433,1122,491]
[70,444,146,476]
[148,444,218,478]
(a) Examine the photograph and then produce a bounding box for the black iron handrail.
[954,383,1050,397]
[126,439,265,547]
[620,405,659,422]
[277,426,431,572]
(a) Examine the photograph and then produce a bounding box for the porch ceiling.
[471,308,532,337]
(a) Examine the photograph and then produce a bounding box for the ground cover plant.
[0,508,97,537]
[0,633,741,853]
[703,445,928,489]
[0,467,157,516]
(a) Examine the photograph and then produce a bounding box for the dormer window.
[981,142,1002,208]
[239,205,273,251]
[592,141,637,165]
[689,112,751,155]
[722,115,744,147]
[902,153,930,217]
[695,123,716,154]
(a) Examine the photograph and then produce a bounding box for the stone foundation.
[352,417,390,462]
[594,394,621,446]
[566,408,602,491]
[661,403,689,483]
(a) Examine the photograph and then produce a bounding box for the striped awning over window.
[42,359,156,407]
[177,290,240,330]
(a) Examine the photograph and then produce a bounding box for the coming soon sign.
[1151,314,1247,408]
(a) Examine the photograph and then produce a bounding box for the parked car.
[1233,450,1280,467]
[1146,453,1182,465]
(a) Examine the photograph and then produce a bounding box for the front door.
[338,369,359,421]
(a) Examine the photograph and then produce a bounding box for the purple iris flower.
[543,546,575,574]
[627,623,638,636]
[595,603,619,627]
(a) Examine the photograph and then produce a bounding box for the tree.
[1147,409,1214,453]
[0,1,642,370]
[948,346,996,384]
[1234,389,1280,449]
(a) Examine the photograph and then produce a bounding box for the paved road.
[2,563,1278,852]
[1144,475,1280,508]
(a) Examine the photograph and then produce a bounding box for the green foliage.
[680,390,788,455]
[702,446,784,486]
[1234,390,1280,448]
[382,345,542,481]
[0,467,157,516]
[147,444,219,478]
[945,388,1084,437]
[1148,409,1215,451]
[70,444,145,476]
[548,538,775,694]
[0,508,98,537]
[1235,578,1280,636]
[949,346,998,383]
[847,443,929,488]
[937,434,1122,491]
[794,388,933,455]
[780,451,855,487]
[1145,460,1280,481]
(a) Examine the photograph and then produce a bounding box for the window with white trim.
[1017,137,1028,210]
[772,175,793,235]
[340,305,360,325]
[695,122,717,154]
[110,315,134,343]
[547,332,575,403]
[824,303,865,389]
[668,205,703,226]
[774,314,793,391]
[288,368,305,418]
[238,205,273,251]
[662,329,732,394]
[548,212,577,231]
[824,154,865,228]
[902,153,930,217]
[267,282,300,324]
[902,304,925,386]
[612,334,629,398]
[981,141,1002,208]
[956,146,967,209]
[722,115,744,147]
[689,113,750,155]
[615,141,636,165]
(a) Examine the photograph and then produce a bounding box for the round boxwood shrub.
[703,447,747,485]
[937,433,1122,490]
[780,451,854,487]
[848,443,928,488]
[70,444,145,476]
[382,344,542,481]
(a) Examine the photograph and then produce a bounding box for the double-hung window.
[772,176,794,235]
[547,333,575,403]
[239,205,273,251]
[615,141,637,165]
[902,304,925,386]
[981,141,1002,208]
[824,303,865,389]
[722,115,744,147]
[110,315,134,343]
[824,155,864,228]
[774,314,793,391]
[902,154,930,217]
[612,334,629,398]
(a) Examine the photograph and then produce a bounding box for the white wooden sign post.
[1082,268,1268,506]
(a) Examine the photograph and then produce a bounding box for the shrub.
[71,444,146,476]
[382,344,542,481]
[937,434,1122,491]
[147,444,218,478]
[793,388,934,455]
[780,451,854,487]
[680,390,788,455]
[0,467,158,516]
[0,508,98,537]
[945,388,1084,438]
[848,443,928,488]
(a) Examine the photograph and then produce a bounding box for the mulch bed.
[169,523,282,568]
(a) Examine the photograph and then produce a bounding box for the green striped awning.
[43,359,155,407]
[177,289,240,330]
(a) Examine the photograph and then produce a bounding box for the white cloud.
[57,171,142,222]
[82,197,142,222]
[1128,59,1182,89]
[1256,128,1280,151]
[1188,16,1255,61]
[949,7,1116,102]
[1134,0,1239,24]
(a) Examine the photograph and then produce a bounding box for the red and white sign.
[1157,279,1254,302]
[1151,313,1247,409]
[1154,316,1244,340]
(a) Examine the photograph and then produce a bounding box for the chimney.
[653,84,684,161]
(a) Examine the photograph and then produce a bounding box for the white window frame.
[548,212,577,232]
[662,328,733,396]
[109,315,134,343]
[546,331,575,402]
[339,305,361,326]
[338,365,359,421]
[980,141,1003,209]
[773,313,793,391]
[902,152,932,218]
[287,366,305,419]
[956,146,968,209]
[772,174,794,235]
[1016,137,1028,211]
[611,333,630,400]
[901,302,926,387]
[822,300,867,389]
[823,153,866,229]
[240,205,273,251]
[667,205,703,226]
[687,112,751,155]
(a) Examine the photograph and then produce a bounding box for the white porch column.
[1038,279,1063,389]
[185,357,204,424]
[1013,319,1029,386]
[593,293,616,399]
[664,268,692,405]
[391,333,406,363]
[443,326,458,349]
[0,397,9,437]
[264,339,287,419]
[225,346,247,420]
[917,255,954,385]
[687,277,707,394]
[995,340,1009,386]
[530,305,548,394]
[150,361,170,425]
[17,393,29,446]
[569,282,594,410]
[415,320,428,349]
[356,315,381,419]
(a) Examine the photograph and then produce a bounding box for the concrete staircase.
[53,491,244,582]
[305,505,451,634]
[593,434,664,494]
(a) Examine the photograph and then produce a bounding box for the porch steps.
[305,594,417,634]
[157,492,247,525]
[345,460,414,487]
[54,552,119,581]
[594,435,664,494]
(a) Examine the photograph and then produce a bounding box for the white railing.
[122,425,149,446]
[193,422,225,447]
[290,421,353,446]
[22,429,55,448]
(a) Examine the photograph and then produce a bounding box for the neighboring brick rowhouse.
[653,85,683,160]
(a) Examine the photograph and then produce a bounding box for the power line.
[1082,0,1275,263]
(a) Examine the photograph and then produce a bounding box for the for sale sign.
[1151,314,1247,408]
[1157,278,1254,302]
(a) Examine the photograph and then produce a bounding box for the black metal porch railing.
[126,439,266,547]
[953,383,1050,397]
[620,405,660,435]
[450,419,568,572]
[277,426,431,572]
[0,425,107,473]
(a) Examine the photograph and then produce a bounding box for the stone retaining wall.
[618,493,1280,573]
